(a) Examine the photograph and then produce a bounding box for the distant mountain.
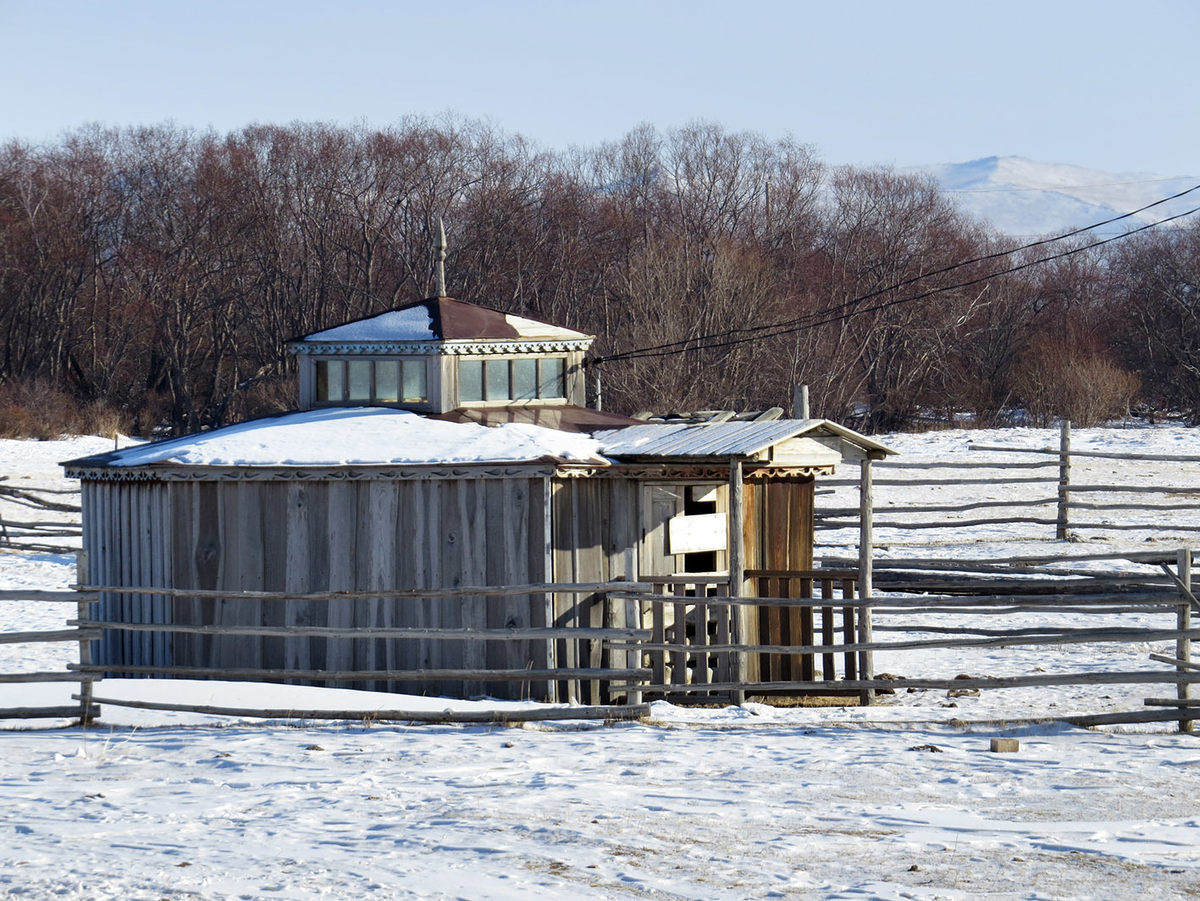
[915,156,1197,238]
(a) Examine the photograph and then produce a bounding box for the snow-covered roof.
[304,306,436,342]
[63,408,608,470]
[62,411,891,476]
[292,297,592,349]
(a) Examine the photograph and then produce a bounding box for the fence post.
[621,548,642,706]
[858,458,875,706]
[1178,548,1193,733]
[75,550,97,725]
[728,457,747,706]
[1056,420,1072,540]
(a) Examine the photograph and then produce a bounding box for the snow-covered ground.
[2,427,1200,900]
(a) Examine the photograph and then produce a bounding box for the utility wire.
[605,203,1200,363]
[593,181,1200,366]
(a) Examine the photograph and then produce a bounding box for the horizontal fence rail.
[0,478,82,553]
[61,579,658,706]
[609,553,1197,730]
[817,422,1200,546]
[0,588,98,720]
[2,560,1195,728]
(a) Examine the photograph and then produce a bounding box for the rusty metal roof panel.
[289,297,592,347]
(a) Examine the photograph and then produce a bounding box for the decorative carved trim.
[66,461,833,484]
[746,465,832,480]
[66,463,559,483]
[552,464,833,481]
[291,340,591,356]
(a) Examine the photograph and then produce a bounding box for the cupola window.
[459,356,566,403]
[315,358,428,405]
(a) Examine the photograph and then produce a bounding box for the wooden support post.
[1178,548,1193,733]
[622,548,642,706]
[1057,420,1072,540]
[858,458,875,706]
[541,476,556,702]
[75,550,97,725]
[728,457,746,705]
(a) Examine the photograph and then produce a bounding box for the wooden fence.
[1,557,1197,728]
[0,588,99,721]
[65,580,654,707]
[816,421,1200,545]
[606,550,1198,731]
[0,478,82,553]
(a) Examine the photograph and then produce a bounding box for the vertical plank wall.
[549,477,640,702]
[82,474,550,699]
[84,481,172,670]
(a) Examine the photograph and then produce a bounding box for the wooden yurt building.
[65,294,893,702]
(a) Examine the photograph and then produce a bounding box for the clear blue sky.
[2,0,1196,175]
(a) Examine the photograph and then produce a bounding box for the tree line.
[0,115,1196,436]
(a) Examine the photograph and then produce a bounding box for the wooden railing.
[66,580,653,706]
[637,575,733,700]
[746,570,859,684]
[4,560,1196,729]
[604,553,1198,730]
[0,588,99,721]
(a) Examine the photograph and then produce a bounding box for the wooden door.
[743,476,816,684]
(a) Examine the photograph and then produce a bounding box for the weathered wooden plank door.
[744,476,815,684]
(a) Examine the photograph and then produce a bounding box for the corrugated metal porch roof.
[594,419,895,460]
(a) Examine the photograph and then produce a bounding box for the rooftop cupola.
[287,297,594,414]
[285,223,613,423]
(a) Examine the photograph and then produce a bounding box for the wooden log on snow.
[1063,709,1200,727]
[72,694,650,723]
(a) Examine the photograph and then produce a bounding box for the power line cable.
[593,181,1200,366]
[604,203,1200,364]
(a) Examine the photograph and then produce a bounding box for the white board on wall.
[667,512,727,555]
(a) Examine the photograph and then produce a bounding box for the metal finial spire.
[434,219,447,298]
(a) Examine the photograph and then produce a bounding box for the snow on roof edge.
[63,408,610,470]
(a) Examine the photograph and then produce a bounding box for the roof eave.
[288,337,594,355]
[63,460,574,482]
